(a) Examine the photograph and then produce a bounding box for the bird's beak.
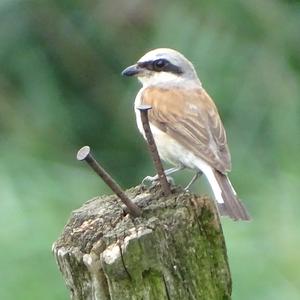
[121,64,142,77]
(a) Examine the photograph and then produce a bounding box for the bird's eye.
[153,59,168,70]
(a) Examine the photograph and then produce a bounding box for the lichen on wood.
[53,184,232,300]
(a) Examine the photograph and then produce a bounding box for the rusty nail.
[137,105,171,196]
[77,146,142,217]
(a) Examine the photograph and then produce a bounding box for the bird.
[122,48,251,221]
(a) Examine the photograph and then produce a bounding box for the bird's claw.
[142,175,158,185]
[184,186,191,192]
[142,175,175,186]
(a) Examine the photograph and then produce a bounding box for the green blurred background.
[0,0,299,299]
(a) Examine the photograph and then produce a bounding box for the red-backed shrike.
[122,48,250,221]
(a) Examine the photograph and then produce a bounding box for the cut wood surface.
[53,185,232,300]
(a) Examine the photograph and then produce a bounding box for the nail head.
[77,146,91,161]
[137,104,152,111]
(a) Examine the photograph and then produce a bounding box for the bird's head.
[122,48,200,86]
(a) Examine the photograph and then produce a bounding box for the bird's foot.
[142,175,175,186]
[184,171,203,191]
[142,175,158,185]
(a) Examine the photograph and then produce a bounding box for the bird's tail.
[205,168,251,221]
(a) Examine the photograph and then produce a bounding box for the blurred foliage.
[0,0,299,299]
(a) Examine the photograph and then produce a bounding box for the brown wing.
[141,86,231,173]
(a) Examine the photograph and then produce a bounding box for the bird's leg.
[184,171,203,191]
[142,165,185,185]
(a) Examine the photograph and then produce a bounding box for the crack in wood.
[118,242,132,281]
[162,275,171,300]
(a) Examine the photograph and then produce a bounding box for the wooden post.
[53,185,232,300]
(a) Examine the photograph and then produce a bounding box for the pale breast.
[134,88,193,168]
[134,88,146,137]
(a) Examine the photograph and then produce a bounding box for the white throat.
[138,72,202,88]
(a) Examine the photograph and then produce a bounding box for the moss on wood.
[53,185,231,300]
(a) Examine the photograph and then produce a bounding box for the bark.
[53,185,232,300]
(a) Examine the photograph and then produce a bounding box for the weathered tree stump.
[53,185,232,300]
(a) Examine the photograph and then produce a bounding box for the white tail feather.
[194,159,224,203]
[195,158,251,221]
[204,167,224,204]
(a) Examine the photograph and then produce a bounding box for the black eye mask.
[138,59,183,75]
